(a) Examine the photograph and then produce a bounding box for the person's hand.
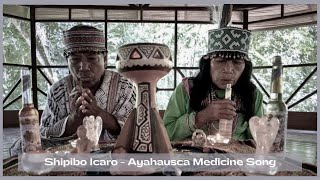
[69,86,85,121]
[76,89,120,136]
[79,89,106,117]
[195,99,236,128]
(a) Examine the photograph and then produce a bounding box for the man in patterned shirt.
[10,25,136,156]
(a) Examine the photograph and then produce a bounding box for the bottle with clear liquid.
[19,69,42,153]
[218,84,233,141]
[265,56,288,154]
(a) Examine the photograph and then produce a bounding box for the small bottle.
[218,84,233,142]
[19,69,42,153]
[265,56,288,154]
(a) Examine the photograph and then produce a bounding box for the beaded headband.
[63,25,106,58]
[207,26,251,61]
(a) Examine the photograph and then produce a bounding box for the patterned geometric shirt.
[40,69,136,141]
[9,70,135,156]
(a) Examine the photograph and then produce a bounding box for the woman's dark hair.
[190,56,257,123]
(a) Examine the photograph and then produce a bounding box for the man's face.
[68,52,105,88]
[210,57,245,89]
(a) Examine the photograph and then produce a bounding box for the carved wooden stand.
[115,43,173,153]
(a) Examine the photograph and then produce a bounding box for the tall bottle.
[19,69,42,153]
[219,84,233,141]
[265,56,288,154]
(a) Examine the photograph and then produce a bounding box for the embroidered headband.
[63,25,106,58]
[207,26,251,61]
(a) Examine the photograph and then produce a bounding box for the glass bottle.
[19,69,42,153]
[218,83,233,142]
[265,56,288,154]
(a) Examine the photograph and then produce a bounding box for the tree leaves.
[3,17,317,111]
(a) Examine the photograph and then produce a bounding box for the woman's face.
[210,57,245,89]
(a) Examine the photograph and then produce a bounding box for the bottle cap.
[273,56,282,66]
[226,84,231,89]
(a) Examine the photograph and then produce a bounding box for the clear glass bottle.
[218,84,233,142]
[265,56,288,154]
[19,69,42,153]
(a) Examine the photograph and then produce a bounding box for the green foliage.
[250,26,317,112]
[177,24,216,67]
[3,16,317,112]
[3,18,31,110]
